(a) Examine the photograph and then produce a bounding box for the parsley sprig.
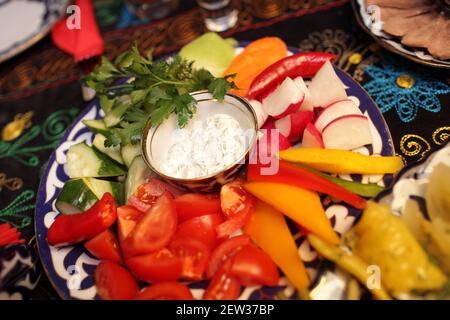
[84,44,237,147]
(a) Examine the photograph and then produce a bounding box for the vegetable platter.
[35,33,425,300]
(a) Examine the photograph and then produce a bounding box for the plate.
[35,45,395,300]
[0,0,69,63]
[352,0,450,69]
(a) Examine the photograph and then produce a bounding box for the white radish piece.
[248,99,268,129]
[257,129,291,158]
[293,76,314,111]
[315,99,362,133]
[274,111,314,143]
[322,115,373,150]
[308,60,347,108]
[301,123,324,148]
[262,77,305,119]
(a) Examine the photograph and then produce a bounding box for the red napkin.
[51,0,104,62]
[0,223,25,247]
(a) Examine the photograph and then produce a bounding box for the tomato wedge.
[207,235,251,279]
[95,261,138,300]
[116,205,144,243]
[126,248,182,283]
[169,236,210,281]
[175,214,224,250]
[122,192,177,256]
[84,228,122,263]
[230,244,280,287]
[203,259,241,300]
[128,179,167,212]
[135,282,194,300]
[217,181,255,238]
[174,193,221,223]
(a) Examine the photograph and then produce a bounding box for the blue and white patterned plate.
[0,0,69,63]
[35,45,395,300]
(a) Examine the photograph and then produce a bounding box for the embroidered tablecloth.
[0,0,448,299]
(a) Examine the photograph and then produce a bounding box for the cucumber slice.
[55,179,98,214]
[85,178,125,206]
[125,156,153,200]
[92,134,124,164]
[99,95,114,113]
[104,97,131,127]
[82,119,108,134]
[121,143,141,168]
[67,143,125,178]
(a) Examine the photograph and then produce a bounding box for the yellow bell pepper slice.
[307,234,392,300]
[278,148,403,174]
[244,201,310,292]
[244,182,339,245]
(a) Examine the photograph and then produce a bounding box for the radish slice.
[262,77,305,119]
[315,99,362,133]
[322,115,372,150]
[274,111,314,143]
[256,129,291,159]
[261,117,276,131]
[301,123,324,148]
[308,60,347,108]
[248,99,268,129]
[293,76,314,111]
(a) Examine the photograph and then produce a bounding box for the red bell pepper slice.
[247,161,367,209]
[47,192,117,246]
[247,52,337,100]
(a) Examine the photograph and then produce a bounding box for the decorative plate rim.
[351,0,450,70]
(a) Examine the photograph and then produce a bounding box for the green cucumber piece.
[82,119,108,135]
[55,179,98,214]
[104,97,131,127]
[121,143,141,168]
[85,178,125,206]
[67,143,125,178]
[125,156,153,200]
[99,95,114,113]
[92,134,124,164]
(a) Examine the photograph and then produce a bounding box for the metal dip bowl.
[141,90,258,193]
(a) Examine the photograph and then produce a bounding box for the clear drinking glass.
[197,0,238,32]
[126,0,180,21]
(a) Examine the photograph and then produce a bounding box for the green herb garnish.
[84,44,237,147]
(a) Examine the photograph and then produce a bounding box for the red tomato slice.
[220,179,248,219]
[117,205,144,242]
[174,193,221,223]
[84,228,122,263]
[175,214,224,251]
[122,192,177,256]
[126,248,182,283]
[203,259,241,300]
[217,180,255,238]
[135,282,194,300]
[95,261,138,300]
[207,235,250,279]
[230,244,280,287]
[215,203,254,238]
[169,236,210,281]
[128,178,166,212]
